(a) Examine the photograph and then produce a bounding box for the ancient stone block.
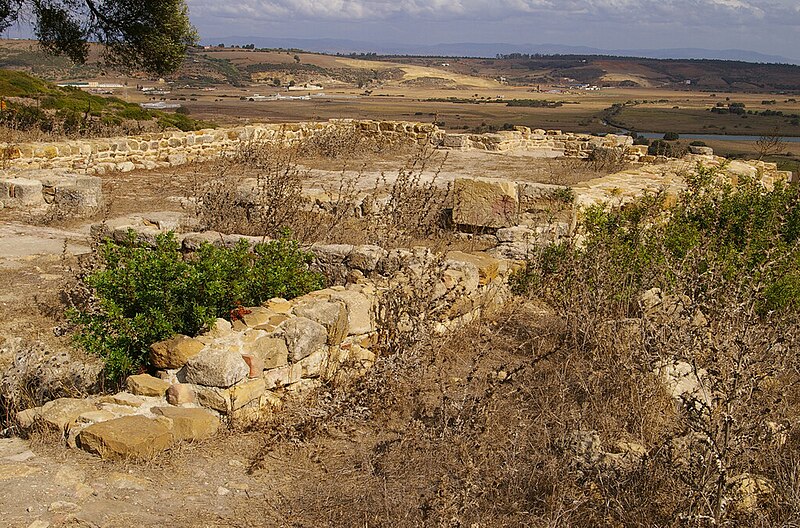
[263,366,292,389]
[78,416,173,459]
[347,245,386,272]
[293,301,348,345]
[330,290,374,335]
[452,177,518,228]
[183,347,250,388]
[126,374,170,397]
[281,316,328,361]
[290,348,329,380]
[36,398,97,432]
[0,178,44,208]
[446,251,500,286]
[151,407,220,442]
[166,383,196,406]
[251,335,289,369]
[150,335,205,370]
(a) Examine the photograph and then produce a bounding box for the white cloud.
[187,0,798,23]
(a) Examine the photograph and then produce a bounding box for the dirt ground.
[0,145,727,527]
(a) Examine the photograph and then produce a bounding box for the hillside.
[0,70,210,134]
[3,39,799,94]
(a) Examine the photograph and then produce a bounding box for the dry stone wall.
[15,225,511,459]
[0,120,639,177]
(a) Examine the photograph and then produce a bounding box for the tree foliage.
[0,0,197,75]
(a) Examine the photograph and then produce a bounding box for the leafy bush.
[514,164,800,314]
[648,139,687,157]
[509,165,800,524]
[69,231,324,381]
[662,131,680,141]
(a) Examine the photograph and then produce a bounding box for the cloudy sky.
[185,0,800,60]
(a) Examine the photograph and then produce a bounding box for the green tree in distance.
[0,0,197,75]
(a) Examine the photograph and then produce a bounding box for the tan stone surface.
[151,407,220,442]
[126,374,171,397]
[452,177,518,228]
[150,335,205,369]
[446,251,501,286]
[78,416,174,459]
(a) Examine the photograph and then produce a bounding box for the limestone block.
[99,392,144,408]
[290,348,329,380]
[265,298,293,314]
[78,416,173,459]
[152,407,220,441]
[280,316,329,362]
[442,134,469,149]
[166,383,196,406]
[206,318,232,339]
[253,314,291,333]
[16,408,41,429]
[689,145,714,156]
[193,385,229,412]
[126,374,170,397]
[251,335,289,369]
[230,378,266,411]
[77,410,117,424]
[263,366,292,389]
[496,225,536,244]
[452,177,518,228]
[311,244,354,265]
[150,335,205,370]
[293,300,348,345]
[347,245,386,272]
[37,398,97,432]
[446,251,500,286]
[183,347,250,388]
[240,307,274,328]
[0,178,44,207]
[330,290,374,335]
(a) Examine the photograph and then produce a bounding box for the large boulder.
[183,347,249,388]
[78,416,173,459]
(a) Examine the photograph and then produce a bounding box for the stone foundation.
[15,230,511,459]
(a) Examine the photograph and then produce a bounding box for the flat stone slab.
[78,415,173,459]
[151,407,220,442]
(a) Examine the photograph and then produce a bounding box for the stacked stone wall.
[15,223,511,459]
[0,120,640,177]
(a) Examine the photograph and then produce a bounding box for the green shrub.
[648,139,686,157]
[513,164,800,315]
[69,231,324,381]
[662,131,680,141]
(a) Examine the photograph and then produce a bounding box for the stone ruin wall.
[0,119,640,216]
[15,221,511,459]
[0,120,636,177]
[6,122,797,459]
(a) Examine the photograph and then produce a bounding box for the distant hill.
[203,37,799,65]
[2,39,798,94]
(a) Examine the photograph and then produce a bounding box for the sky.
[185,0,800,60]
